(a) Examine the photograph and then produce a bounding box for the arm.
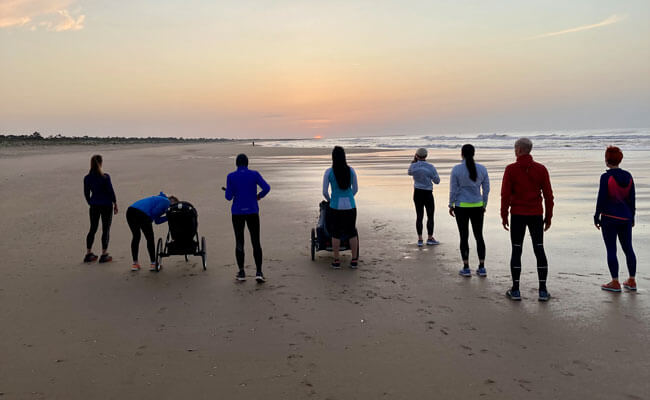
[500,167,512,230]
[351,169,358,196]
[482,169,490,207]
[83,176,91,204]
[408,163,414,176]
[106,174,117,203]
[257,172,271,199]
[541,167,554,228]
[630,177,636,225]
[430,165,440,185]
[153,199,170,224]
[322,170,331,202]
[225,174,234,201]
[594,174,607,227]
[448,167,458,208]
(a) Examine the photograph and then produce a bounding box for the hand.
[482,206,486,214]
[257,194,261,200]
[544,218,552,232]
[113,203,119,215]
[449,207,455,217]
[502,218,509,231]
[594,223,601,230]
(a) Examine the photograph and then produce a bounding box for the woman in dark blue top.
[595,146,637,292]
[225,153,270,282]
[83,155,118,263]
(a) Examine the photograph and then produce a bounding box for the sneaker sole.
[255,277,265,283]
[506,292,521,301]
[459,271,471,277]
[601,287,622,292]
[476,271,487,277]
[538,295,551,302]
[623,285,637,291]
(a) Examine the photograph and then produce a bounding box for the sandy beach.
[1,142,649,400]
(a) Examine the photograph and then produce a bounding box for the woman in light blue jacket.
[449,144,490,277]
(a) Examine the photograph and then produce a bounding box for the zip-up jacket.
[225,167,271,215]
[408,160,440,191]
[130,192,170,224]
[84,172,116,206]
[594,168,635,224]
[500,154,554,223]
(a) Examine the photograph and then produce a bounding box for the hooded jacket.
[594,168,635,223]
[225,166,271,215]
[130,192,170,224]
[500,154,554,222]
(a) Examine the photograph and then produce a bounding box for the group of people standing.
[408,138,637,300]
[82,138,637,299]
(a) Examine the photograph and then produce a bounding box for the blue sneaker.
[506,289,521,301]
[458,268,472,277]
[538,289,551,302]
[417,240,423,247]
[476,267,487,277]
[426,239,440,246]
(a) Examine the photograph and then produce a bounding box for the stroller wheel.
[310,228,316,261]
[184,254,189,262]
[201,236,207,270]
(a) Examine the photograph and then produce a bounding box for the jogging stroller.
[155,201,206,271]
[310,201,359,261]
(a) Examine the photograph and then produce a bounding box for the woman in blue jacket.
[323,146,359,269]
[225,154,271,282]
[83,155,118,263]
[595,146,636,292]
[126,192,178,271]
[449,144,490,277]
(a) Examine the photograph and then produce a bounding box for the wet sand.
[0,142,648,399]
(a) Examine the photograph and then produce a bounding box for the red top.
[500,154,554,222]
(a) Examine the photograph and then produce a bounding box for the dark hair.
[461,144,477,181]
[332,146,351,190]
[90,154,104,176]
[236,153,248,167]
[605,146,623,166]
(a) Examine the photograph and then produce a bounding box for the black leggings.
[232,213,263,272]
[413,189,434,236]
[454,207,485,262]
[87,205,113,250]
[126,207,155,263]
[510,215,548,290]
[601,216,636,278]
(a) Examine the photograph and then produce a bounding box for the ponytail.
[90,154,104,177]
[461,144,477,181]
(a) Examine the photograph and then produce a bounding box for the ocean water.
[260,128,650,150]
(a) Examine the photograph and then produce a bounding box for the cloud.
[0,0,84,31]
[527,14,626,40]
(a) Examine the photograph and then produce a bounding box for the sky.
[1,0,649,138]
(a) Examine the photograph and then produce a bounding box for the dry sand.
[0,142,649,399]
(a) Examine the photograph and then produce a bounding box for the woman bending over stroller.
[126,192,178,271]
[323,146,359,269]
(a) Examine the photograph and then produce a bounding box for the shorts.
[329,207,358,240]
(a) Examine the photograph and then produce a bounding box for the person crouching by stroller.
[126,192,178,272]
[323,146,359,269]
[225,154,271,283]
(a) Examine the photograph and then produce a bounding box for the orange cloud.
[0,0,84,31]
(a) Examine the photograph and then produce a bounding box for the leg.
[348,208,359,260]
[413,190,424,239]
[246,214,263,274]
[86,206,101,251]
[454,208,471,266]
[141,221,156,264]
[528,216,548,291]
[332,238,341,261]
[469,208,486,264]
[99,205,113,253]
[424,191,434,239]
[616,220,636,278]
[509,215,526,291]
[231,215,246,270]
[126,209,141,262]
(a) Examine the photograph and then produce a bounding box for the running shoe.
[131,263,141,271]
[417,240,423,247]
[601,280,622,292]
[84,253,98,263]
[476,267,487,277]
[236,270,246,281]
[427,239,440,246]
[538,289,551,302]
[350,259,358,269]
[255,272,266,283]
[458,268,472,277]
[149,263,159,272]
[98,254,112,263]
[506,289,521,301]
[623,278,637,291]
[331,260,341,269]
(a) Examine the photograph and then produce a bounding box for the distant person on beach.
[501,138,554,301]
[449,144,490,277]
[408,147,440,246]
[225,154,270,282]
[323,146,359,268]
[595,146,637,292]
[83,155,118,263]
[126,193,178,272]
